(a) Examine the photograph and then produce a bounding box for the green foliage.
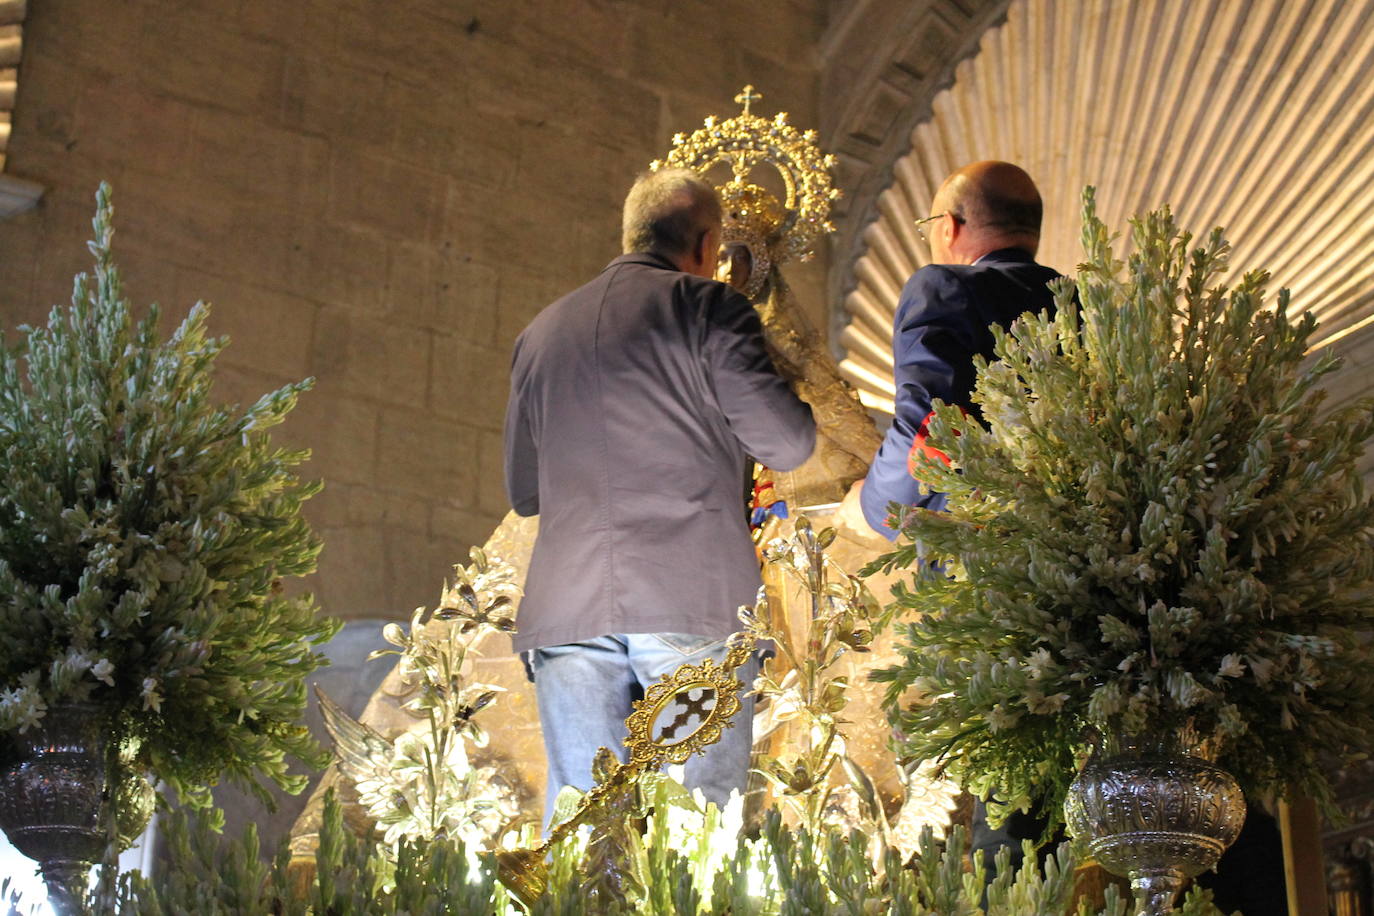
[113,790,506,915]
[871,187,1374,825]
[34,789,1231,915]
[0,184,339,814]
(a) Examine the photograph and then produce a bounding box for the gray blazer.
[504,252,816,652]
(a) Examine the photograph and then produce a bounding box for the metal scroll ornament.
[495,631,757,909]
[653,85,840,300]
[1063,732,1246,916]
[0,704,155,915]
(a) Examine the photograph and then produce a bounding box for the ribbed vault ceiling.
[838,0,1374,421]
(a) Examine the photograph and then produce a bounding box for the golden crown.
[652,86,840,287]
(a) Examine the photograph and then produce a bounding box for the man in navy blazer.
[836,163,1287,908]
[505,168,815,827]
[838,160,1058,539]
[836,160,1059,878]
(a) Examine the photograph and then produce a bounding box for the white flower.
[655,767,746,883]
[1025,691,1069,714]
[90,658,115,686]
[1218,654,1245,678]
[1024,647,1054,680]
[140,678,163,712]
[0,683,46,733]
[61,649,93,676]
[987,704,1021,731]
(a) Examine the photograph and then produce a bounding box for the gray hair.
[621,168,722,257]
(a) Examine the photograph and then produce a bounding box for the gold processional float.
[289,87,959,901]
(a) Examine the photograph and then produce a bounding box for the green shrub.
[0,185,339,818]
[870,188,1374,825]
[106,789,1231,915]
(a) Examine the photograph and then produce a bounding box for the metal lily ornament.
[319,548,524,851]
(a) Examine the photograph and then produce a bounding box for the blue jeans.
[527,633,759,830]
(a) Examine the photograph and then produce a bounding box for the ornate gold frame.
[496,632,757,908]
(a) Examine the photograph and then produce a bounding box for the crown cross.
[734,85,762,115]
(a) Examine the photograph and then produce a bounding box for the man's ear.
[695,230,715,272]
[944,213,962,246]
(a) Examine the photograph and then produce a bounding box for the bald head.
[928,161,1043,263]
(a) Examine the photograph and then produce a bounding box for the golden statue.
[656,85,882,511]
[653,88,917,833]
[288,86,923,876]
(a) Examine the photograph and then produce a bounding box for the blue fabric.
[750,499,789,527]
[861,249,1060,538]
[528,633,760,831]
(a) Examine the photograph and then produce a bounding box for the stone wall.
[0,0,827,623]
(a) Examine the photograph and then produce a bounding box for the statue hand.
[833,479,876,538]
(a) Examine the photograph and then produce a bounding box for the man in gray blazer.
[504,168,816,825]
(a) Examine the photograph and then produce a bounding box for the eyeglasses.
[913,211,964,241]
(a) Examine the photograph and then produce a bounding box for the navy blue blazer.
[860,248,1060,538]
[505,253,816,652]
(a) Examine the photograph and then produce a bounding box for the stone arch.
[820,0,1015,325]
[831,0,1374,478]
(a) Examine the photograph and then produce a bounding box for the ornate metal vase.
[0,703,154,914]
[1064,732,1246,916]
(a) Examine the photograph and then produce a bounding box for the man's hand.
[833,478,877,538]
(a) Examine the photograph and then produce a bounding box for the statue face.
[716,242,754,293]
